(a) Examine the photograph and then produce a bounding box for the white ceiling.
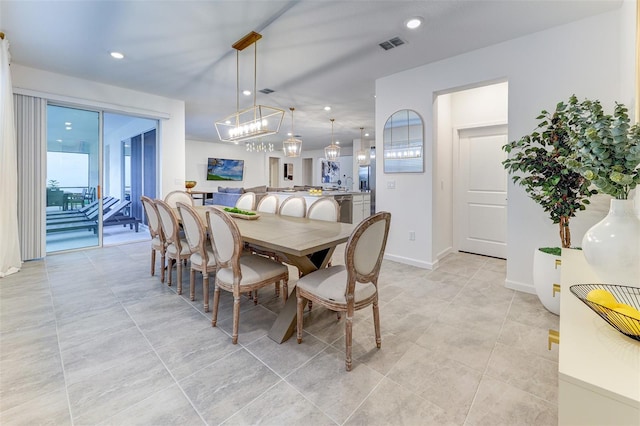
[1,0,622,150]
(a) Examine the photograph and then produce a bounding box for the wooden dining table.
[187,205,357,343]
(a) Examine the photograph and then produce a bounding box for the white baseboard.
[436,247,454,260]
[505,279,536,294]
[383,253,435,270]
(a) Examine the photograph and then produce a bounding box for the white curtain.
[15,94,47,261]
[0,37,22,277]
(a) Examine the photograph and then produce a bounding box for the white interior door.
[456,124,508,258]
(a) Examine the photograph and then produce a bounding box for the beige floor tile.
[485,343,558,403]
[179,349,280,425]
[345,377,456,426]
[386,344,483,424]
[285,347,384,424]
[0,246,564,425]
[223,380,335,425]
[67,351,173,424]
[99,384,204,426]
[0,387,71,426]
[465,376,557,425]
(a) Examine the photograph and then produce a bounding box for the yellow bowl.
[185,181,197,191]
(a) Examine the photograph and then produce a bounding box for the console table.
[558,249,640,425]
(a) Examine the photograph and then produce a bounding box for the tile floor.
[0,242,560,425]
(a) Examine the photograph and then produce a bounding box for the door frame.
[452,121,508,256]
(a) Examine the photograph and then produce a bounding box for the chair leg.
[211,285,220,327]
[345,309,354,371]
[373,299,381,349]
[274,282,280,297]
[296,290,304,344]
[189,269,195,301]
[253,290,258,305]
[160,253,166,283]
[151,249,156,276]
[232,295,240,344]
[282,279,289,302]
[202,273,209,312]
[177,260,183,295]
[166,258,173,286]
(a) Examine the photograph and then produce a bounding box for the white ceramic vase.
[582,199,640,288]
[532,248,561,315]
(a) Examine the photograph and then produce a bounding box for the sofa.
[206,185,268,208]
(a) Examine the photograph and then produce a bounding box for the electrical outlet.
[409,231,415,241]
[387,180,395,189]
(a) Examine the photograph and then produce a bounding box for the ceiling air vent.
[379,36,406,51]
[259,88,275,94]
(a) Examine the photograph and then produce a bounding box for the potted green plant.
[503,100,596,314]
[560,96,640,287]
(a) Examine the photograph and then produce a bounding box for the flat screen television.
[207,158,244,181]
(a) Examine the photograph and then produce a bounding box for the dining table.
[187,205,357,343]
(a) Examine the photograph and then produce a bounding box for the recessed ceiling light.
[365,133,370,137]
[406,17,423,29]
[64,122,72,125]
[65,126,72,130]
[324,106,331,111]
[336,141,340,145]
[56,139,62,143]
[110,51,124,59]
[242,90,251,96]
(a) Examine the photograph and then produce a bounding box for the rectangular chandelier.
[215,31,284,143]
[215,105,284,143]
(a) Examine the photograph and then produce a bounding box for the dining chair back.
[279,195,307,218]
[296,211,391,370]
[235,192,256,211]
[164,190,194,208]
[206,207,289,344]
[155,198,194,294]
[256,194,279,214]
[307,197,340,222]
[141,195,166,282]
[177,202,216,311]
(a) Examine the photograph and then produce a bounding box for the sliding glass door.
[46,107,158,252]
[46,105,101,252]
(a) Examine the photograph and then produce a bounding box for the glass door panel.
[46,105,100,252]
[103,113,157,245]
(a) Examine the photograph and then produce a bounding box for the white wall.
[376,3,636,291]
[12,64,186,198]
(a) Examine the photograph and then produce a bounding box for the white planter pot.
[532,248,561,315]
[582,199,640,288]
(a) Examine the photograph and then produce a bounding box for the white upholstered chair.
[155,199,194,294]
[307,197,340,222]
[256,194,279,214]
[278,195,307,218]
[206,207,289,344]
[235,192,256,210]
[164,190,194,208]
[296,211,391,371]
[140,196,166,282]
[176,202,216,312]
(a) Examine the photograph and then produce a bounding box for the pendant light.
[324,118,340,161]
[215,31,284,143]
[283,107,302,157]
[356,127,369,165]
